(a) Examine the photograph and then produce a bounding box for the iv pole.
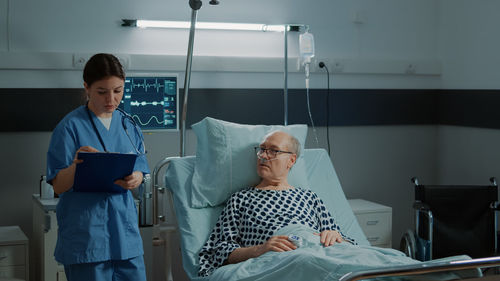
[180,0,204,157]
[283,25,288,126]
[153,0,204,224]
[153,2,219,280]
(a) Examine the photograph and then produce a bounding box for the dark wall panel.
[180,89,439,127]
[438,90,500,129]
[3,88,498,132]
[0,89,86,131]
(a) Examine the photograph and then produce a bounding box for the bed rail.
[151,157,181,281]
[339,256,500,281]
[152,157,180,225]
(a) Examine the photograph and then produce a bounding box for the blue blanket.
[207,225,476,281]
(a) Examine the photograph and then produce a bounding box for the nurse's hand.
[73,146,99,164]
[115,171,143,190]
[53,146,99,194]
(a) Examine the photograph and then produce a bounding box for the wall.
[0,0,445,279]
[437,0,500,186]
[326,125,438,249]
[436,126,500,185]
[438,0,500,90]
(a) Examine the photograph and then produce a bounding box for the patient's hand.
[227,235,297,265]
[259,235,297,255]
[314,230,344,247]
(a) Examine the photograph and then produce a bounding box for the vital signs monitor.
[119,73,179,131]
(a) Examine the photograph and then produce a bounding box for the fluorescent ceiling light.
[137,20,191,29]
[123,19,294,32]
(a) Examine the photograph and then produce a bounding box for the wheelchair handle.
[490,177,497,186]
[411,177,419,186]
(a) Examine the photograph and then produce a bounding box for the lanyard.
[86,105,108,152]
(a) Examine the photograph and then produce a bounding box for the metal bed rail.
[339,256,500,281]
[152,157,180,225]
[151,157,180,281]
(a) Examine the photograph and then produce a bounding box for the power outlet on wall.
[405,63,416,74]
[317,58,344,73]
[73,53,92,69]
[72,53,130,70]
[115,54,130,70]
[331,60,344,73]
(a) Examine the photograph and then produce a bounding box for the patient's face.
[256,132,295,182]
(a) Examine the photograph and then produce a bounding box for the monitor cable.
[319,61,331,156]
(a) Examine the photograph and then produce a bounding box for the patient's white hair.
[263,131,301,158]
[288,134,301,158]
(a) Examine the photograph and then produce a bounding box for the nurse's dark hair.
[83,53,125,86]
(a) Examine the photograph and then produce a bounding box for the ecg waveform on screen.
[130,78,166,93]
[130,101,165,107]
[131,115,164,126]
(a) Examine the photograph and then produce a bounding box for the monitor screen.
[120,73,178,131]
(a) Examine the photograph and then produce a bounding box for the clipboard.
[73,152,139,193]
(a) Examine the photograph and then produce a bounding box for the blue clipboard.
[73,152,139,193]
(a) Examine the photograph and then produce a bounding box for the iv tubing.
[305,63,319,147]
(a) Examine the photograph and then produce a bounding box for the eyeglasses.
[254,147,293,159]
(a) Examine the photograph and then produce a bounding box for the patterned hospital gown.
[198,187,356,276]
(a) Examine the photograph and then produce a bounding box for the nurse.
[46,53,149,281]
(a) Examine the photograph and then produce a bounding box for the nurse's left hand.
[115,171,143,190]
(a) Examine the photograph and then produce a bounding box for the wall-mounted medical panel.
[311,58,441,76]
[0,0,8,52]
[0,52,441,76]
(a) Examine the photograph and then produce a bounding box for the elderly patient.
[198,131,356,277]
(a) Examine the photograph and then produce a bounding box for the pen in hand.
[73,146,100,164]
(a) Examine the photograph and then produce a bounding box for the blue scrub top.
[46,105,150,265]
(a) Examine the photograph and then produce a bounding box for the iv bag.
[299,31,315,63]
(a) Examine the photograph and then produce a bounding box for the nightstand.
[0,225,29,280]
[348,199,392,248]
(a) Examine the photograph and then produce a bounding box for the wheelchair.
[400,177,499,261]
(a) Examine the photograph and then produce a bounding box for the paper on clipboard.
[73,152,138,193]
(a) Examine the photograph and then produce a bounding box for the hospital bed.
[152,117,500,281]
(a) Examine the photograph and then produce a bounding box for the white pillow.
[190,117,309,208]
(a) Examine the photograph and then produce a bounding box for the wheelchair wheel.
[400,230,417,259]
